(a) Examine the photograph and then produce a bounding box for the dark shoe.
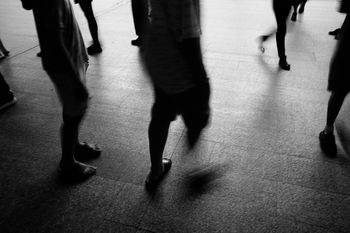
[0,91,17,111]
[329,28,341,36]
[145,158,172,190]
[298,2,305,14]
[335,32,342,40]
[3,50,9,56]
[75,142,101,162]
[87,43,102,55]
[291,12,297,21]
[279,60,291,71]
[37,52,42,57]
[131,37,143,47]
[319,130,337,157]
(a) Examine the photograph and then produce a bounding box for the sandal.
[58,161,96,179]
[75,142,101,161]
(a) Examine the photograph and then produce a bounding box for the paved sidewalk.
[1,0,349,232]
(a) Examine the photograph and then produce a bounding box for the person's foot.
[319,130,337,157]
[2,50,9,56]
[0,91,17,111]
[75,142,101,162]
[291,12,297,21]
[87,43,102,55]
[58,161,96,179]
[145,158,172,190]
[258,35,269,53]
[335,32,342,40]
[298,2,306,14]
[37,52,42,57]
[279,59,291,71]
[329,28,341,36]
[131,36,143,47]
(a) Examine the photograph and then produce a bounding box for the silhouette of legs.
[319,91,348,157]
[320,12,350,157]
[131,0,149,46]
[259,1,291,70]
[146,93,173,189]
[274,1,291,70]
[146,82,210,190]
[79,1,102,55]
[49,67,97,179]
[291,0,307,21]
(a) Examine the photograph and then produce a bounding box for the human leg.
[146,89,174,189]
[131,0,149,46]
[79,1,102,54]
[299,0,307,14]
[48,68,97,179]
[273,1,291,70]
[291,3,298,21]
[319,90,348,157]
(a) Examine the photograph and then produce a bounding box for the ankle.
[324,125,334,134]
[60,158,76,168]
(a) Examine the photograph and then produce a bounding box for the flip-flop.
[75,142,101,161]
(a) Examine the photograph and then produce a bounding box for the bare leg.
[60,113,96,178]
[148,117,170,173]
[326,91,348,130]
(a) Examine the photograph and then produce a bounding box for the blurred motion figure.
[319,0,350,157]
[143,0,211,189]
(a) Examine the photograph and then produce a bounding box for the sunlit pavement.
[1,0,350,232]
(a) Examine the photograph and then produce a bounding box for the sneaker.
[131,36,143,47]
[319,130,337,157]
[279,59,291,71]
[0,91,17,111]
[329,28,341,36]
[145,158,172,190]
[291,12,297,21]
[87,43,102,55]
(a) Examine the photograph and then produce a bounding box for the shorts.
[47,64,89,117]
[151,81,210,130]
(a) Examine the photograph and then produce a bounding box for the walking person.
[259,0,294,71]
[319,0,350,157]
[21,0,101,179]
[75,0,102,55]
[131,0,149,46]
[143,0,211,189]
